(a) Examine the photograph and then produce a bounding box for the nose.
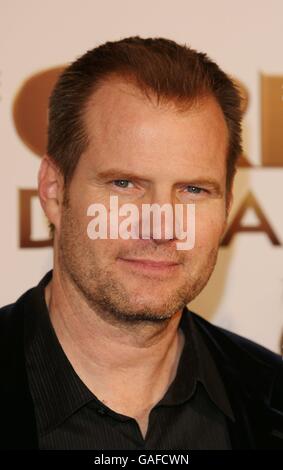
[138,187,178,244]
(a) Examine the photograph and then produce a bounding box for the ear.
[38,155,64,233]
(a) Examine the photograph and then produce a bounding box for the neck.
[44,265,186,413]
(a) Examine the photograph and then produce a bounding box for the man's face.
[57,79,230,324]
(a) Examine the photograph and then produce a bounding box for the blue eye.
[113,179,133,188]
[186,186,203,194]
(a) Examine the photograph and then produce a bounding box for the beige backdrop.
[1,0,282,353]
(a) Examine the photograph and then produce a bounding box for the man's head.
[38,36,243,325]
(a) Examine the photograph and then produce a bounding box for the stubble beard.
[58,198,219,327]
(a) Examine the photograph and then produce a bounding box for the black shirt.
[24,270,235,450]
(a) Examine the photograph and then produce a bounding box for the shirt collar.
[184,306,236,422]
[24,269,235,436]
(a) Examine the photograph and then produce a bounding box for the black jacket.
[0,279,283,450]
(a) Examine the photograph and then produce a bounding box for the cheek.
[194,205,226,249]
[88,239,120,261]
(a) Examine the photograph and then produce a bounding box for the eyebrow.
[95,169,149,182]
[94,168,223,196]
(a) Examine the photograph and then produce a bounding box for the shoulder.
[0,285,36,340]
[189,309,283,408]
[189,310,283,414]
[0,302,15,317]
[0,270,52,334]
[190,309,282,370]
[0,302,18,331]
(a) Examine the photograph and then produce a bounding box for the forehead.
[82,78,229,178]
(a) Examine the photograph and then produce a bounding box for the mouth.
[117,257,181,275]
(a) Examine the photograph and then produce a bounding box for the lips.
[117,257,181,276]
[120,258,179,267]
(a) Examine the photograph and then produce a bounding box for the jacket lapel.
[0,288,39,449]
[192,311,283,449]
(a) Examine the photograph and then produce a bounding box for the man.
[1,36,282,450]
